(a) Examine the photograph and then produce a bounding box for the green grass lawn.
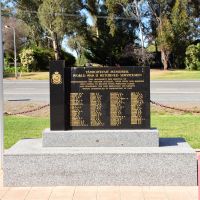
[151,70,200,80]
[4,116,49,149]
[4,113,200,149]
[151,113,200,149]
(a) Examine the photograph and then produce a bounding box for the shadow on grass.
[3,73,15,78]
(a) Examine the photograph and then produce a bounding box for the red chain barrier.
[151,100,200,114]
[4,104,50,116]
[4,101,200,116]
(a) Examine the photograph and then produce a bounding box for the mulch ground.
[4,101,50,117]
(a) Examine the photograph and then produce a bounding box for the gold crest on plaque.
[51,72,62,84]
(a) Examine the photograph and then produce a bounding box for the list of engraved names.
[68,67,149,129]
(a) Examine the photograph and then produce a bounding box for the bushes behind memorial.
[19,47,51,72]
[185,43,200,70]
[19,47,76,72]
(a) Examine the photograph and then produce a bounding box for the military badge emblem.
[51,72,62,84]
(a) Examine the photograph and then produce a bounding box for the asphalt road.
[3,80,200,104]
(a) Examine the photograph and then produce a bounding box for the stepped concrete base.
[42,129,159,147]
[4,138,197,186]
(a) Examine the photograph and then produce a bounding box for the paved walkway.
[0,170,198,200]
[0,185,198,200]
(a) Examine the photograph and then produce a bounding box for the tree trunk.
[96,27,99,38]
[161,49,169,70]
[155,40,158,53]
[52,33,60,60]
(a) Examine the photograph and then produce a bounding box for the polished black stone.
[50,61,66,130]
[50,61,150,130]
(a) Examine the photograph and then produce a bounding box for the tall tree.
[171,0,191,68]
[147,0,192,69]
[83,2,137,65]
[10,0,45,47]
[146,0,175,70]
[80,0,101,37]
[110,0,147,64]
[38,0,83,59]
[156,16,173,70]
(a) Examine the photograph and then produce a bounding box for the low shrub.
[19,48,36,72]
[4,66,29,74]
[19,47,53,72]
[185,43,200,70]
[19,47,76,71]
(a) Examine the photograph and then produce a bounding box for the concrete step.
[3,138,197,187]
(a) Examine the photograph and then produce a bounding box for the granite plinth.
[4,138,197,186]
[42,129,159,147]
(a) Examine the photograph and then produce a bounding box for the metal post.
[0,3,4,169]
[13,27,17,79]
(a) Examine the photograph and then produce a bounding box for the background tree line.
[1,0,200,71]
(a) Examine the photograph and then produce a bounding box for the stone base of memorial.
[3,62,197,186]
[3,137,197,186]
[42,129,159,147]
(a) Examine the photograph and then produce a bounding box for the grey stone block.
[42,129,159,147]
[4,138,197,186]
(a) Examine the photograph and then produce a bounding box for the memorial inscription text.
[66,66,150,130]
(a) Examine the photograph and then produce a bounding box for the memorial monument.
[3,61,197,186]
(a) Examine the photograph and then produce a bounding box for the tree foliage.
[19,48,35,72]
[171,0,191,68]
[83,2,137,65]
[38,0,84,60]
[185,43,200,70]
[3,17,30,54]
[11,0,45,47]
[4,0,200,69]
[147,0,195,69]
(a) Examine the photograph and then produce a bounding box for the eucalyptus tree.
[82,1,137,65]
[80,0,102,37]
[10,0,45,47]
[147,0,195,69]
[146,0,174,69]
[38,0,84,60]
[106,0,151,65]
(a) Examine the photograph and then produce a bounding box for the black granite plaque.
[50,60,66,130]
[50,62,150,130]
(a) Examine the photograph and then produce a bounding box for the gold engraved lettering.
[110,93,127,126]
[131,92,144,125]
[70,93,88,126]
[73,73,86,78]
[90,93,104,126]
